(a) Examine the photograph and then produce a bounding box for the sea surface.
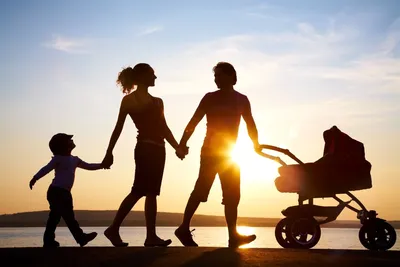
[0,227,399,250]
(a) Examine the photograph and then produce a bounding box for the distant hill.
[0,211,399,228]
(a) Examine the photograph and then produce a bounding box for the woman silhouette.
[102,63,187,247]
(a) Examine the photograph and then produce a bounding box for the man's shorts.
[190,155,240,206]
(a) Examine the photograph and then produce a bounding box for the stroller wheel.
[275,218,296,248]
[286,217,321,249]
[359,220,397,251]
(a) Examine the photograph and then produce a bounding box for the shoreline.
[2,210,399,229]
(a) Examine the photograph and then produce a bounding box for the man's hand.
[176,145,189,160]
[29,178,37,190]
[254,142,262,154]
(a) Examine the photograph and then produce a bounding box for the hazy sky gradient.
[1,0,400,220]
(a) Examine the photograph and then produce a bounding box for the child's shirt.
[33,155,102,191]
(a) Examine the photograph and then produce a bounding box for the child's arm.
[29,157,58,189]
[77,158,103,170]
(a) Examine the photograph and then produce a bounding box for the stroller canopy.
[275,126,372,196]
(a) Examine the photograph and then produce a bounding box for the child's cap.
[49,133,73,155]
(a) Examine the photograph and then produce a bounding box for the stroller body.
[258,126,396,250]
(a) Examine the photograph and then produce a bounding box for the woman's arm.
[159,98,179,150]
[102,98,128,167]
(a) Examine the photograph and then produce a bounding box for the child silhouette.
[30,133,106,247]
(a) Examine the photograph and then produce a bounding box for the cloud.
[153,12,400,146]
[43,35,91,54]
[137,25,163,36]
[157,14,400,96]
[380,17,400,55]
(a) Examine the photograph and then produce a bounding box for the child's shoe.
[43,240,60,248]
[79,232,97,247]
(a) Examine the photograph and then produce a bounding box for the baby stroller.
[257,126,397,250]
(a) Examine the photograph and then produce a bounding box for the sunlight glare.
[230,138,279,183]
[236,226,256,249]
[237,226,255,236]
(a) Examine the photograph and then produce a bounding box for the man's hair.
[213,62,237,85]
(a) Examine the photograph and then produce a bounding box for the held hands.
[175,145,189,160]
[101,152,114,169]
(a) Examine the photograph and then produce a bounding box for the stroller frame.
[258,144,397,250]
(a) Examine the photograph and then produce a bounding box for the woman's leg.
[105,143,148,247]
[144,194,157,239]
[104,191,142,247]
[143,194,172,246]
[110,192,142,231]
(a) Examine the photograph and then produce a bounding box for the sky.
[1,0,400,221]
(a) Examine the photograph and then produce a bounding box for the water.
[0,227,399,250]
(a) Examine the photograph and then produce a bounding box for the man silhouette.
[175,62,260,248]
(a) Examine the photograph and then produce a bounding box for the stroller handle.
[257,144,304,165]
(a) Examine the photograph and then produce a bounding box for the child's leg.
[60,201,97,247]
[43,209,61,245]
[43,186,62,246]
[58,192,85,244]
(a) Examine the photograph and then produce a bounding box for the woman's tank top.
[129,97,165,145]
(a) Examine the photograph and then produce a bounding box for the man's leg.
[220,158,256,247]
[224,203,239,238]
[176,155,216,246]
[180,195,201,230]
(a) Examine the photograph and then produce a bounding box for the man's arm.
[179,94,208,147]
[242,96,260,149]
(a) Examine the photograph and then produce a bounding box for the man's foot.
[144,236,172,247]
[175,227,198,247]
[228,234,256,248]
[79,232,97,247]
[104,227,129,247]
[43,240,60,248]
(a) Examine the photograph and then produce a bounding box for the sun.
[229,138,280,182]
